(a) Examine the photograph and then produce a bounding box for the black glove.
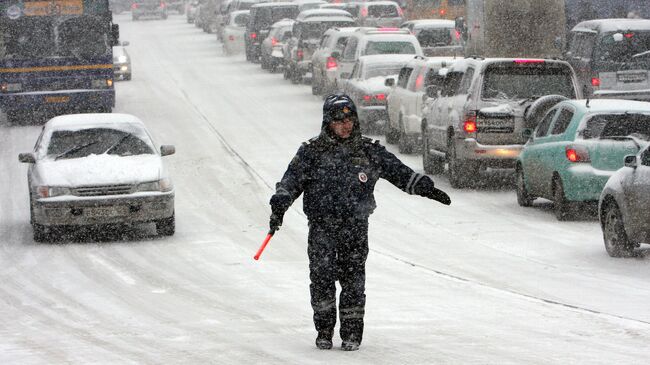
[413,176,452,206]
[269,193,292,232]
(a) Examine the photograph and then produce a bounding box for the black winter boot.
[315,331,333,350]
[341,334,361,351]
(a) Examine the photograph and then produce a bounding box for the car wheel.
[290,66,301,84]
[261,55,268,70]
[553,177,572,221]
[132,15,139,21]
[398,116,413,154]
[283,64,290,80]
[515,167,534,207]
[422,130,444,175]
[311,74,322,95]
[602,202,634,257]
[33,224,50,242]
[156,214,175,236]
[447,140,472,189]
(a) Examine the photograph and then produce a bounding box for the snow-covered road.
[1,15,650,364]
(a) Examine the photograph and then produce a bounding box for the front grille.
[29,78,89,92]
[74,184,134,197]
[477,117,514,134]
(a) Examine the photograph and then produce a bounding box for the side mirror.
[384,77,395,87]
[111,24,120,47]
[624,154,638,168]
[521,129,533,141]
[331,51,341,59]
[160,145,176,156]
[340,72,351,79]
[121,41,130,47]
[18,152,36,163]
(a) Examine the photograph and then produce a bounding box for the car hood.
[36,154,165,187]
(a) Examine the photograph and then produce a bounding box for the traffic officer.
[269,93,451,351]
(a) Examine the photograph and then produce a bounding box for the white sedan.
[19,113,176,241]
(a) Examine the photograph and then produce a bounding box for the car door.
[342,61,361,98]
[390,66,413,131]
[336,36,358,88]
[429,70,461,151]
[627,146,650,237]
[524,107,560,196]
[404,63,426,134]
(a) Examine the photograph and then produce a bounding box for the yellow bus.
[406,0,466,21]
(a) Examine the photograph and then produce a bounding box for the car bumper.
[594,89,650,101]
[33,192,175,226]
[358,106,389,127]
[0,89,115,113]
[113,63,131,79]
[455,138,523,167]
[562,165,614,202]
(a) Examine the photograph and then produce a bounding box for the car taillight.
[514,59,545,64]
[160,1,165,8]
[463,111,477,133]
[297,49,304,61]
[565,145,590,163]
[361,8,368,17]
[271,37,278,46]
[591,77,601,87]
[37,186,49,198]
[228,35,235,41]
[455,29,461,40]
[131,3,138,9]
[250,32,257,39]
[362,94,387,105]
[439,8,446,16]
[326,56,337,70]
[375,93,386,101]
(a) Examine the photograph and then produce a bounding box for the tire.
[311,75,322,95]
[290,65,301,84]
[397,116,413,154]
[33,224,49,242]
[447,140,473,189]
[515,167,534,207]
[132,15,139,21]
[602,202,634,257]
[422,129,444,175]
[261,55,269,70]
[283,64,290,80]
[553,177,572,221]
[156,214,175,236]
[385,125,398,144]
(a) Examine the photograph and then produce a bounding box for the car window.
[535,109,557,138]
[335,36,348,51]
[363,64,402,79]
[577,33,596,59]
[424,67,445,89]
[320,34,329,48]
[47,128,155,160]
[481,64,576,100]
[641,148,650,166]
[367,5,398,18]
[350,63,360,79]
[417,28,453,47]
[580,114,650,140]
[364,41,416,56]
[550,108,574,135]
[441,71,463,97]
[594,31,650,63]
[342,36,358,60]
[233,13,249,27]
[397,67,413,88]
[457,67,474,94]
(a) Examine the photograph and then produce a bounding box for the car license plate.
[45,96,70,103]
[617,73,647,83]
[86,206,127,218]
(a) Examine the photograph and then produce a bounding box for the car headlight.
[137,178,173,192]
[91,79,113,88]
[117,56,128,63]
[37,186,71,198]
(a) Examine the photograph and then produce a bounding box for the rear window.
[580,114,650,140]
[417,28,453,47]
[233,14,250,26]
[365,41,416,55]
[481,64,576,100]
[271,7,299,23]
[594,31,650,64]
[367,5,398,18]
[363,64,403,79]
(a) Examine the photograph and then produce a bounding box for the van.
[246,2,300,61]
[567,19,650,101]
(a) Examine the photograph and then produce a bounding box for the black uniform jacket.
[275,133,426,221]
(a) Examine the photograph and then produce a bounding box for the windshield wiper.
[54,140,98,160]
[104,134,131,155]
[632,50,650,59]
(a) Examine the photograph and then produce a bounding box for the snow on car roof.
[296,9,352,20]
[572,18,650,33]
[565,99,650,114]
[46,113,147,132]
[272,19,295,27]
[230,10,250,16]
[358,54,415,65]
[250,2,296,8]
[300,16,355,23]
[364,1,400,7]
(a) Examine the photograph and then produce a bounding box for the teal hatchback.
[515,99,650,220]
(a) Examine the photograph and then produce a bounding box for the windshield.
[594,31,650,63]
[367,5,398,18]
[580,114,650,140]
[481,65,576,100]
[365,41,416,55]
[417,28,453,47]
[363,64,402,79]
[0,16,110,61]
[47,128,154,159]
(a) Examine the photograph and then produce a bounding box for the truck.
[0,0,119,124]
[460,0,566,58]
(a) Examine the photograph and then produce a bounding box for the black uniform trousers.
[307,217,369,344]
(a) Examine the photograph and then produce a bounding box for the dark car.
[131,0,168,20]
[245,2,300,62]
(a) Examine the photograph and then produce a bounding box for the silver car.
[19,113,176,242]
[599,143,650,257]
[113,41,131,81]
[356,1,403,28]
[222,10,250,55]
